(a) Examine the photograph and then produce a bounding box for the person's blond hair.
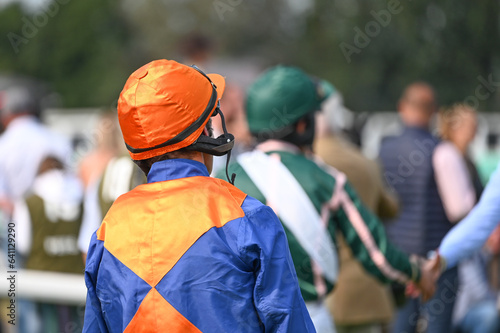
[438,103,477,140]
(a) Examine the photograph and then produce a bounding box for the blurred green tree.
[121,0,500,111]
[0,0,499,111]
[297,0,500,111]
[0,0,141,107]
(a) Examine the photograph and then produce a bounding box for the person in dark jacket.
[379,83,474,333]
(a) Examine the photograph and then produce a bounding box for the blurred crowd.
[1,51,500,333]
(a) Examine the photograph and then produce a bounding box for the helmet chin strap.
[225,149,236,185]
[217,109,236,185]
[187,64,237,185]
[186,107,236,185]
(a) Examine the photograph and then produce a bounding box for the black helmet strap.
[186,65,236,185]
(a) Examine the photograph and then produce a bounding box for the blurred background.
[0,0,499,159]
[0,0,499,110]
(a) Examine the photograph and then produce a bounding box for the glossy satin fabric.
[117,60,225,160]
[83,159,314,332]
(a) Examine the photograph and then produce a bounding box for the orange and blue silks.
[82,159,314,332]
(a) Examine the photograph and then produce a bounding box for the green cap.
[318,79,336,100]
[246,66,327,135]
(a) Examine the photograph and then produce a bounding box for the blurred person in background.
[439,163,500,277]
[0,86,71,332]
[178,33,214,70]
[0,86,71,211]
[314,84,398,333]
[477,133,500,185]
[438,104,483,198]
[437,104,500,333]
[221,66,437,332]
[436,164,500,332]
[78,113,122,189]
[378,83,476,333]
[450,243,500,333]
[211,84,252,175]
[13,155,84,333]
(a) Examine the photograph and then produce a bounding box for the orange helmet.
[118,59,233,160]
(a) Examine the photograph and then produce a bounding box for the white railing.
[1,270,86,305]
